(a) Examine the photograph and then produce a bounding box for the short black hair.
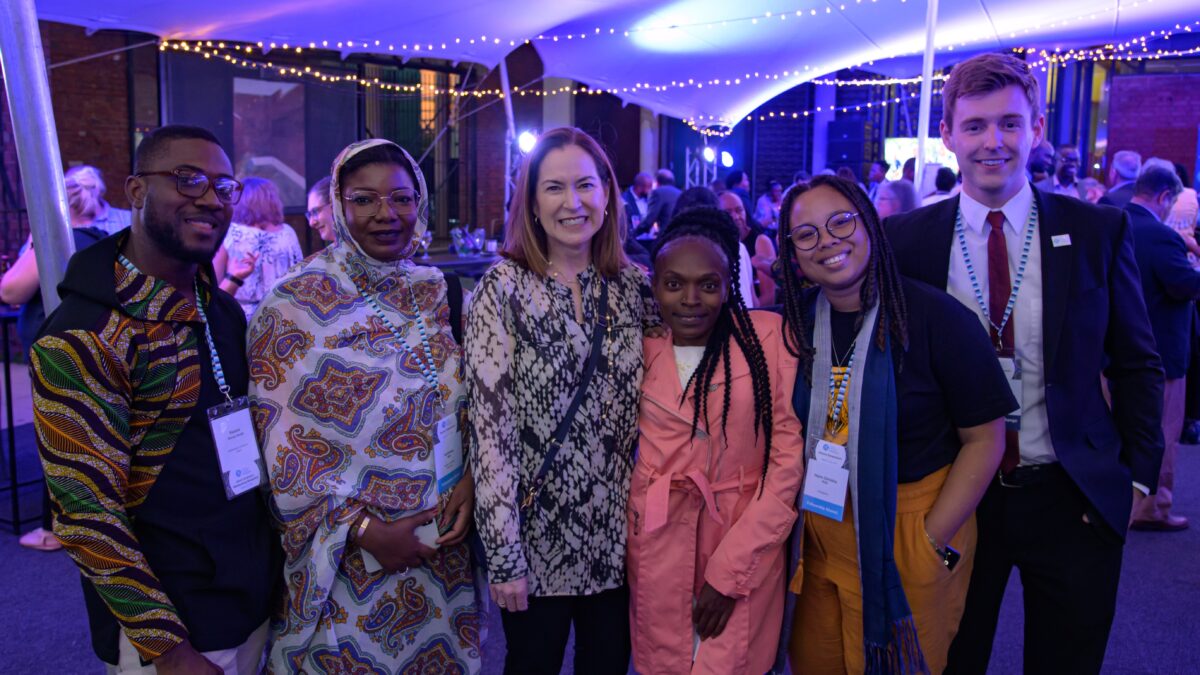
[872,160,889,171]
[1134,164,1183,199]
[725,170,747,190]
[133,125,223,173]
[793,170,812,184]
[671,186,719,219]
[335,143,416,193]
[935,166,956,192]
[902,157,916,173]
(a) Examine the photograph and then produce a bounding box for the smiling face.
[941,84,1045,208]
[129,138,234,264]
[306,191,335,242]
[790,185,870,299]
[654,236,729,347]
[341,162,419,262]
[534,144,609,257]
[1055,147,1081,184]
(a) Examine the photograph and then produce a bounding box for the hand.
[436,470,474,546]
[227,251,259,281]
[693,582,736,640]
[153,640,222,675]
[644,324,668,339]
[358,508,438,573]
[490,577,529,612]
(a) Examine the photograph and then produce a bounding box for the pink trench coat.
[627,312,805,674]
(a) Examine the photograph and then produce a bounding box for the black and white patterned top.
[466,258,657,596]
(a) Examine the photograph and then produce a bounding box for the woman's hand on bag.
[436,469,474,546]
[693,582,736,640]
[490,577,529,612]
[358,508,438,573]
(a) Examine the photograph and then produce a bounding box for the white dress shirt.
[947,182,1056,466]
[738,242,757,308]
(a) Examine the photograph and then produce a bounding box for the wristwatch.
[925,530,962,571]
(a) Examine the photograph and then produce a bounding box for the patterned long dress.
[249,139,481,674]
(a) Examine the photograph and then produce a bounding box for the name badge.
[207,396,266,499]
[1000,357,1023,431]
[413,411,466,550]
[801,439,849,521]
[1051,234,1072,248]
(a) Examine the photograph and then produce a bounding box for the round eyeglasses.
[135,169,243,205]
[342,189,419,219]
[789,211,859,251]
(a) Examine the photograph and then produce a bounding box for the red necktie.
[986,210,1020,474]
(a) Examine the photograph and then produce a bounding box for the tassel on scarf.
[863,616,930,675]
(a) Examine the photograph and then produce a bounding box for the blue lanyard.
[954,202,1038,343]
[828,348,855,433]
[118,254,232,402]
[347,267,440,390]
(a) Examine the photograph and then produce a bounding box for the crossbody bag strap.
[521,280,609,511]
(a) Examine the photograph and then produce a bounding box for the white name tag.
[206,396,265,499]
[1051,234,1072,248]
[1000,357,1023,431]
[801,439,849,521]
[414,412,465,551]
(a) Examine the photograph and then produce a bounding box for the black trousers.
[945,467,1124,675]
[499,585,630,675]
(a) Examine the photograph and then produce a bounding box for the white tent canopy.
[32,0,1200,127]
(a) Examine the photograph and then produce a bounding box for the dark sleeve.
[1104,211,1166,488]
[1150,229,1200,301]
[921,288,1019,428]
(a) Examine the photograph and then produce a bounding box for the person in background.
[902,157,916,184]
[867,160,889,201]
[212,176,302,317]
[628,207,804,674]
[1038,145,1082,198]
[623,171,653,231]
[674,188,757,309]
[1167,161,1199,234]
[835,167,865,195]
[779,176,1014,673]
[1099,150,1142,209]
[793,170,813,187]
[3,165,112,552]
[466,127,658,675]
[1075,177,1107,204]
[718,189,777,307]
[726,169,754,217]
[875,179,919,219]
[1026,141,1054,186]
[640,168,682,237]
[755,179,785,229]
[1126,164,1198,533]
[252,138,480,674]
[32,124,280,674]
[923,167,958,206]
[59,165,131,235]
[304,175,335,244]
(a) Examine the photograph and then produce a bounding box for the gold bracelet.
[355,514,371,542]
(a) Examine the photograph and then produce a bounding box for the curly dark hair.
[653,206,774,496]
[776,175,909,381]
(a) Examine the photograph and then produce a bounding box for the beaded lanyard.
[954,201,1038,347]
[828,348,856,434]
[118,253,232,402]
[349,267,440,390]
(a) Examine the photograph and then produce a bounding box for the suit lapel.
[1036,188,1073,371]
[928,197,957,289]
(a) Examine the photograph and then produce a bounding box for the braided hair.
[653,207,775,496]
[776,175,909,382]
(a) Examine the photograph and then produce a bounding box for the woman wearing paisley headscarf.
[248,139,481,674]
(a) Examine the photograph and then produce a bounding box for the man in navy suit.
[621,171,652,232]
[1126,162,1197,532]
[638,168,681,237]
[886,53,1164,674]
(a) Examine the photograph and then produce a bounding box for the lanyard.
[117,254,232,402]
[954,201,1038,344]
[347,267,440,390]
[828,347,855,434]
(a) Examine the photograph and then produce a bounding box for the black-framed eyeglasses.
[135,169,243,205]
[789,211,859,251]
[342,189,419,219]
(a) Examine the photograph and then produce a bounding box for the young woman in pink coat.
[627,207,806,674]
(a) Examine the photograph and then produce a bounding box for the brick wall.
[1107,73,1200,179]
[752,84,815,195]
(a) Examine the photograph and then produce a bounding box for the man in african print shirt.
[31,125,280,674]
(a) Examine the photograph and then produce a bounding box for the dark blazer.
[640,185,681,235]
[1126,202,1200,379]
[622,187,645,221]
[885,188,1165,536]
[1099,182,1135,209]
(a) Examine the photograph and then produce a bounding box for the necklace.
[349,266,440,389]
[547,259,583,285]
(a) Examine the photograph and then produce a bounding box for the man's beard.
[142,207,222,264]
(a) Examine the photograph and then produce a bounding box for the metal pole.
[498,57,517,215]
[0,0,75,312]
[915,0,940,195]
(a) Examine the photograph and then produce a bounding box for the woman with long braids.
[777,176,1016,673]
[627,207,804,674]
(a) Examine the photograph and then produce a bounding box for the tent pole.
[915,0,939,195]
[498,57,517,215]
[0,0,74,313]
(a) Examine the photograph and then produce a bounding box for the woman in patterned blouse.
[466,127,657,673]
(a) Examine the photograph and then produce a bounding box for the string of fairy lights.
[156,8,1200,136]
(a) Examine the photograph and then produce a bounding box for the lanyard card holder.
[206,396,266,500]
[413,409,466,550]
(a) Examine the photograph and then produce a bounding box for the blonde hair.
[502,127,628,278]
[233,176,284,227]
[64,165,106,220]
